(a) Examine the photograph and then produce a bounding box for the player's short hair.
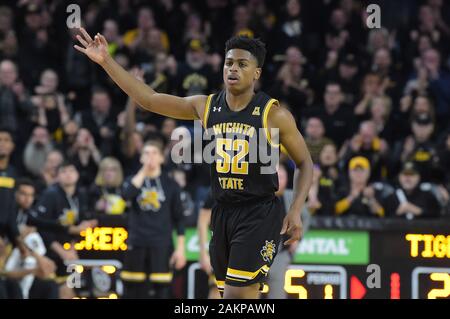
[225,36,266,67]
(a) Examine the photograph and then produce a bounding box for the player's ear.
[254,68,262,81]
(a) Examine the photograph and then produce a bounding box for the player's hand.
[199,251,213,275]
[170,248,186,270]
[280,211,303,245]
[74,27,109,65]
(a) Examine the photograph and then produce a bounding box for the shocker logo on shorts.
[260,240,276,263]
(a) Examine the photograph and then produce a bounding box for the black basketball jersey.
[203,90,283,204]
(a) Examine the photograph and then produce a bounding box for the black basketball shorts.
[209,196,284,294]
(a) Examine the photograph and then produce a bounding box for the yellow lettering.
[324,284,333,299]
[448,236,450,258]
[99,227,112,250]
[406,234,422,257]
[428,273,450,299]
[113,228,128,251]
[433,235,447,258]
[422,235,434,258]
[74,227,129,251]
[226,178,233,189]
[284,269,308,299]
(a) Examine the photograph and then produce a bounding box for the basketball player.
[75,28,313,299]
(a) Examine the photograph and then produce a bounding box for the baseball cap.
[400,161,419,175]
[349,156,371,170]
[188,39,206,52]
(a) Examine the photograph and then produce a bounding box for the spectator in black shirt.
[8,178,59,299]
[17,4,58,89]
[68,128,101,189]
[393,113,439,182]
[121,140,185,299]
[326,53,361,107]
[405,48,450,132]
[174,39,219,97]
[35,161,97,298]
[0,128,27,255]
[76,88,117,154]
[304,117,333,163]
[340,121,389,182]
[384,162,441,219]
[31,69,70,135]
[307,143,339,216]
[334,156,385,218]
[0,60,35,145]
[307,82,355,148]
[269,46,312,122]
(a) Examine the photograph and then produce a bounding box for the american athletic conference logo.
[260,240,276,263]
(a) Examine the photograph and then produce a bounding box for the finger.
[79,27,93,43]
[284,237,296,245]
[280,218,288,235]
[284,227,300,245]
[76,34,89,47]
[74,45,87,53]
[98,33,108,46]
[94,34,102,46]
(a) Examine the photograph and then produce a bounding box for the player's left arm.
[268,106,313,245]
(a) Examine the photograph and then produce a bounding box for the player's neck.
[145,167,162,179]
[225,89,255,111]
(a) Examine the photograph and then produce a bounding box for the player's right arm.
[74,28,207,120]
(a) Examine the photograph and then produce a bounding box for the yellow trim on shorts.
[120,271,146,282]
[262,99,289,155]
[149,272,173,283]
[226,265,270,281]
[215,280,225,288]
[203,94,214,129]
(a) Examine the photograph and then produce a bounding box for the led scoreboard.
[69,216,450,299]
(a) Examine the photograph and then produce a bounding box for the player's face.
[223,49,261,94]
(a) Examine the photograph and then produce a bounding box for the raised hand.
[74,27,109,65]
